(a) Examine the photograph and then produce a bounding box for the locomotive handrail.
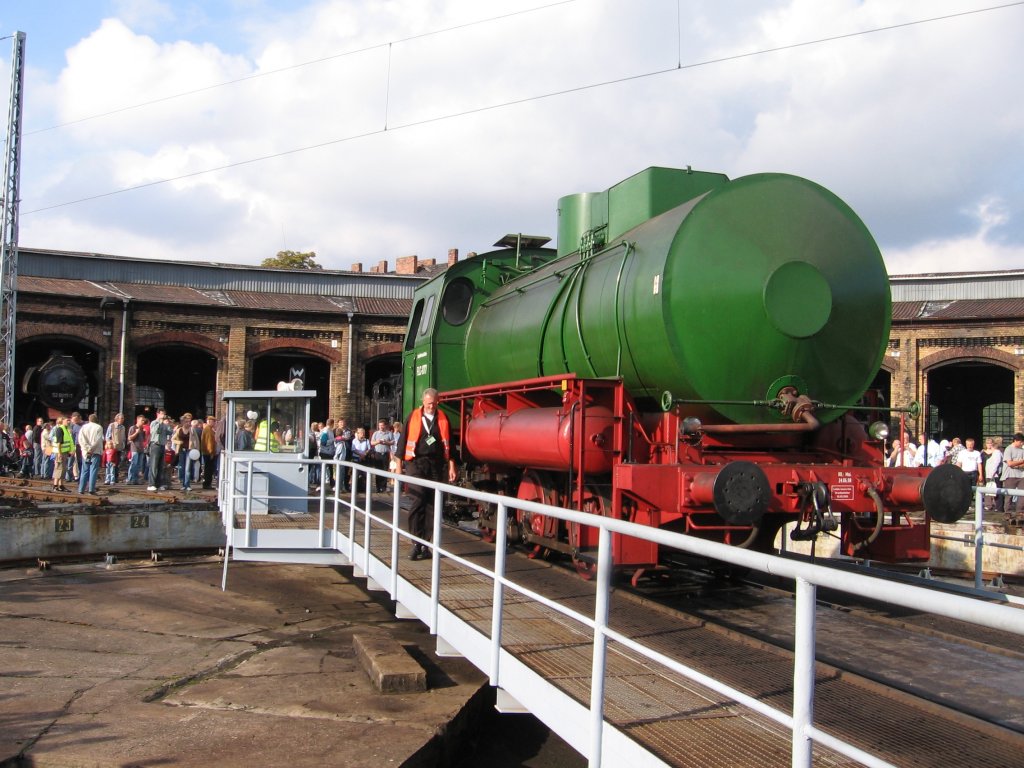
[220,454,1024,768]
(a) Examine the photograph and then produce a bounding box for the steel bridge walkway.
[227,507,828,768]
[220,478,1024,768]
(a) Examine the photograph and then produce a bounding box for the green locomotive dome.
[459,168,890,425]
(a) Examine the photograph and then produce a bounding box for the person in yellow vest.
[50,416,75,492]
[254,410,283,452]
[393,388,457,560]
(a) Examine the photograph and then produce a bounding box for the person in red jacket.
[393,388,457,560]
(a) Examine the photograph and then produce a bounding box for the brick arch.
[360,341,402,361]
[879,358,897,375]
[18,333,103,355]
[134,330,226,357]
[250,337,342,363]
[920,346,1022,373]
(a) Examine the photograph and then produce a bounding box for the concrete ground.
[0,557,496,767]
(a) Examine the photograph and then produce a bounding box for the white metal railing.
[926,485,1024,594]
[218,454,1024,768]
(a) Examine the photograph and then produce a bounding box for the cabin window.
[405,300,424,350]
[442,278,474,326]
[418,294,436,337]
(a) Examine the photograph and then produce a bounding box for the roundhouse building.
[10,249,1024,443]
[878,269,1024,443]
[13,248,446,426]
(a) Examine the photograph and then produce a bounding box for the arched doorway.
[136,345,218,420]
[251,353,330,422]
[926,361,1015,442]
[15,339,100,423]
[365,354,402,424]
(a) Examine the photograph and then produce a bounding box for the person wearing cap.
[1000,432,1024,522]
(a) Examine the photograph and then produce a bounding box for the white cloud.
[884,194,1024,275]
[110,0,176,34]
[12,0,1024,274]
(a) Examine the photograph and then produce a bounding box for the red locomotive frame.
[444,374,963,580]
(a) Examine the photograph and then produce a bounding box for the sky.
[0,0,1021,276]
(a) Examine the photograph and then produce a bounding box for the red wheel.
[573,557,597,581]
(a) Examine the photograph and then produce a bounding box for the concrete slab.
[0,557,487,767]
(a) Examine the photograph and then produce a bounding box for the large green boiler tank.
[462,168,890,424]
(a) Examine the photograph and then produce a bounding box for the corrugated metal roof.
[18,248,426,299]
[892,301,926,321]
[892,298,1024,322]
[16,275,411,318]
[356,297,414,316]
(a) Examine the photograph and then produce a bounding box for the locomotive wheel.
[516,469,562,547]
[573,555,597,581]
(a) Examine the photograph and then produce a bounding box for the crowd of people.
[886,431,1024,519]
[1,410,225,494]
[5,410,1022,524]
[302,416,404,494]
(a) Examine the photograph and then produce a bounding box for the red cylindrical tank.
[464,406,615,473]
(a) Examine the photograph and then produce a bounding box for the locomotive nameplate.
[54,517,74,533]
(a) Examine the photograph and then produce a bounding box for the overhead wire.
[21,0,1024,216]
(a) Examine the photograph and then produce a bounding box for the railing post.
[792,576,816,768]
[587,525,613,768]
[390,481,401,597]
[974,486,985,590]
[430,487,444,633]
[244,458,253,548]
[362,468,372,576]
[490,502,508,686]
[316,460,326,547]
[345,465,355,561]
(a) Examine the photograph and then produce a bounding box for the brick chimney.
[448,248,459,267]
[396,255,418,275]
[351,262,363,273]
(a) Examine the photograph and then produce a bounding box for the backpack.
[318,430,334,459]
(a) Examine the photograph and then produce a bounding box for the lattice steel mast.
[0,32,25,426]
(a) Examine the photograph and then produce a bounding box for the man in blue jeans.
[76,414,104,494]
[147,410,173,491]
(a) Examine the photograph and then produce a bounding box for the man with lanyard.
[393,388,457,560]
[147,409,172,491]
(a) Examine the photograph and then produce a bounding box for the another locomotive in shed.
[402,166,971,577]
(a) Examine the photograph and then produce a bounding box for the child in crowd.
[103,439,119,485]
